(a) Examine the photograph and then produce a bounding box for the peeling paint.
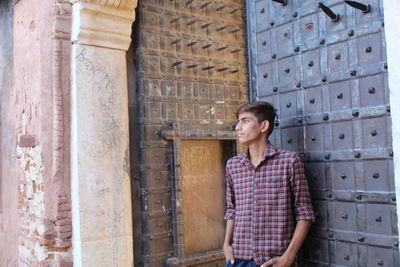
[17,145,49,264]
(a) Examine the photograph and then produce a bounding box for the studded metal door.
[247,0,399,266]
[132,0,249,266]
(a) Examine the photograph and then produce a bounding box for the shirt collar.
[239,142,278,166]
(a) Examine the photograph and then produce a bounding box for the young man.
[223,101,315,267]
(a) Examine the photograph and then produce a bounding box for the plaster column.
[70,1,137,266]
[383,0,400,245]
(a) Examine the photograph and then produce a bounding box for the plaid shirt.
[224,144,315,265]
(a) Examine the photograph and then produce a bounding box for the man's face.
[235,112,268,145]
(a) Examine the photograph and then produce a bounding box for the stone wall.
[12,0,73,265]
[0,0,18,265]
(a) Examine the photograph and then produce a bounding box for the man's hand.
[223,243,235,265]
[261,255,293,267]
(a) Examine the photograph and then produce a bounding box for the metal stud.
[371,129,377,136]
[286,102,292,108]
[287,138,293,144]
[341,174,347,179]
[368,87,375,94]
[350,70,357,76]
[375,216,382,222]
[309,98,315,104]
[187,64,199,69]
[200,2,211,8]
[216,5,225,11]
[216,25,229,31]
[372,173,380,179]
[273,87,279,92]
[171,39,182,45]
[264,73,268,78]
[345,1,371,13]
[323,113,329,121]
[171,60,184,67]
[271,54,277,59]
[296,82,302,88]
[342,214,348,219]
[365,46,372,53]
[262,41,267,46]
[344,255,350,261]
[261,8,265,13]
[272,0,288,6]
[308,61,314,67]
[355,152,361,158]
[358,236,365,242]
[311,136,316,141]
[335,53,341,60]
[201,23,211,29]
[202,65,215,70]
[185,0,194,5]
[186,20,197,26]
[337,92,343,99]
[321,76,327,82]
[186,41,197,47]
[319,2,340,22]
[285,68,290,74]
[352,110,359,117]
[339,133,345,139]
[348,29,355,36]
[324,153,331,160]
[170,17,181,23]
[294,46,300,52]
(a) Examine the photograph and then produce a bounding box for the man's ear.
[261,120,269,133]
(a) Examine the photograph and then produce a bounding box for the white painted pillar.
[383,0,400,244]
[70,1,137,266]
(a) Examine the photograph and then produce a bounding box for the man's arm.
[263,219,312,267]
[223,219,235,264]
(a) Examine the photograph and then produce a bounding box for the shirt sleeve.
[290,154,315,222]
[224,165,236,220]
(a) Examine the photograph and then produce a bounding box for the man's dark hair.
[236,101,277,137]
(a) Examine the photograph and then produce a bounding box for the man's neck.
[248,139,268,167]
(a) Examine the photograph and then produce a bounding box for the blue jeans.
[226,259,260,267]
